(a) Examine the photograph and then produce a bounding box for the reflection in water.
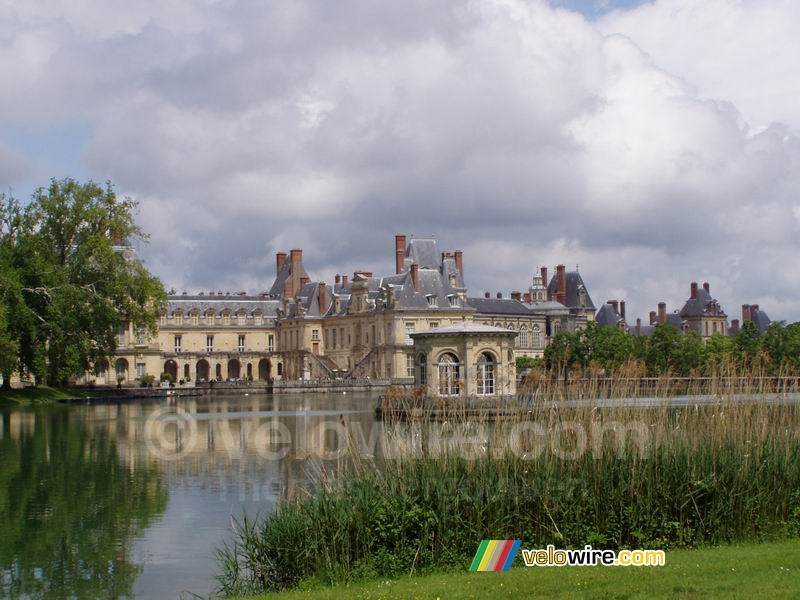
[0,393,378,599]
[0,408,167,599]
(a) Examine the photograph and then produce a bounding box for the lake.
[0,392,379,599]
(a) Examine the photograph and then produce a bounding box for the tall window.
[418,353,427,385]
[406,353,414,377]
[477,352,495,395]
[438,353,460,396]
[238,334,246,352]
[136,362,146,379]
[533,325,541,348]
[268,334,274,352]
[332,329,337,348]
[206,335,214,352]
[174,335,182,353]
[518,326,528,348]
[312,329,320,341]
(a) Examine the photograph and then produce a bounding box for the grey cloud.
[3,0,800,322]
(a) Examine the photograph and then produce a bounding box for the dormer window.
[426,295,437,307]
[447,295,459,307]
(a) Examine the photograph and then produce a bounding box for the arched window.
[477,352,495,395]
[532,325,541,348]
[437,353,460,396]
[418,353,427,385]
[518,326,529,348]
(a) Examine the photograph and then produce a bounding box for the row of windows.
[163,313,274,326]
[171,334,275,353]
[416,352,498,396]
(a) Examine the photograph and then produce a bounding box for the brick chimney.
[511,291,522,301]
[524,292,532,304]
[649,310,657,325]
[540,266,548,290]
[658,302,667,325]
[703,282,710,294]
[609,300,619,314]
[454,250,463,275]
[497,292,502,299]
[751,304,759,318]
[484,291,491,298]
[555,291,566,305]
[620,301,626,320]
[335,274,341,285]
[556,264,566,298]
[395,234,406,274]
[318,282,326,313]
[730,319,740,333]
[410,263,419,290]
[742,304,751,322]
[636,318,641,336]
[342,274,348,287]
[299,276,310,289]
[276,252,287,274]
[690,281,698,299]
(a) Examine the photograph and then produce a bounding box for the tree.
[544,331,584,377]
[582,322,634,371]
[1,179,166,386]
[646,324,681,375]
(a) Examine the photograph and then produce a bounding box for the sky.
[2,0,799,324]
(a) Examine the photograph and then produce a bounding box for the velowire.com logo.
[469,540,521,571]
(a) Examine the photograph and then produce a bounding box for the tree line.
[541,320,800,377]
[0,179,164,388]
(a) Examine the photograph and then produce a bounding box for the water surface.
[0,392,377,599]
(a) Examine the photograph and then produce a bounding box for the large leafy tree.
[1,179,165,386]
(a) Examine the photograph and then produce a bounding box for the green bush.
[160,372,173,383]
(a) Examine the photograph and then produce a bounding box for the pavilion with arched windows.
[410,322,517,398]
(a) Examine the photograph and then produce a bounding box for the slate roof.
[679,288,727,318]
[595,303,622,327]
[546,271,596,310]
[467,297,532,315]
[751,308,772,332]
[165,295,280,317]
[268,257,309,298]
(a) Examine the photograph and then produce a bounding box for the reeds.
[216,365,800,596]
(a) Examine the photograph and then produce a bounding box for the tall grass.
[216,366,800,596]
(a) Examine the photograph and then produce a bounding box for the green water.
[0,393,377,599]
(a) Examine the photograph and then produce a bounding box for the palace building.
[103,234,596,389]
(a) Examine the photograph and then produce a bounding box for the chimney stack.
[497,292,503,299]
[658,302,667,325]
[454,250,463,275]
[524,292,532,304]
[555,291,566,305]
[703,282,710,293]
[690,281,698,300]
[636,318,641,336]
[299,276,310,289]
[540,266,548,290]
[751,304,759,318]
[485,291,491,299]
[335,274,341,285]
[342,274,349,287]
[620,301,626,320]
[511,291,522,301]
[649,310,657,325]
[410,263,419,290]
[609,300,619,314]
[556,264,567,297]
[276,252,287,274]
[742,304,751,322]
[395,234,406,274]
[318,282,326,313]
[731,319,740,333]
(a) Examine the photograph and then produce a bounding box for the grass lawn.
[0,385,103,406]
[243,539,800,599]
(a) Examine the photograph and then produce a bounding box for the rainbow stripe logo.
[469,540,521,571]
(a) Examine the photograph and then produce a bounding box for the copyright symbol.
[144,406,198,461]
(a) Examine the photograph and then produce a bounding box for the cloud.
[2,0,800,323]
